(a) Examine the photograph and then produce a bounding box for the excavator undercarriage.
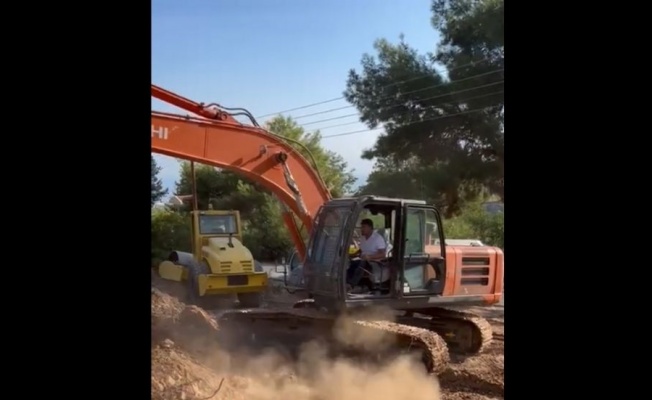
[217,299,493,375]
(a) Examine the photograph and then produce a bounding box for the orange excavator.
[151,84,504,375]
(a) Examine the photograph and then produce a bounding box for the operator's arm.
[363,234,387,261]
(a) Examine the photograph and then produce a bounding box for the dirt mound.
[151,289,229,399]
[151,289,444,400]
[151,284,503,400]
[151,287,185,319]
[152,341,228,400]
[151,288,220,352]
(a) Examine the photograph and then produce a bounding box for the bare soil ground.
[151,273,504,400]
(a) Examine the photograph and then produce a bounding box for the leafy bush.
[444,201,504,249]
[241,197,293,261]
[151,208,191,267]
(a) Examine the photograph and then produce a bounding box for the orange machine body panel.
[424,245,503,305]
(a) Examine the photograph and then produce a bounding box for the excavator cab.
[302,195,448,311]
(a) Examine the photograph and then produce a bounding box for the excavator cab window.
[303,203,354,301]
[341,201,447,301]
[288,250,301,271]
[402,206,446,296]
[404,209,426,254]
[341,202,399,300]
[350,209,395,257]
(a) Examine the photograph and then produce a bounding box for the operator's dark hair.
[360,218,374,228]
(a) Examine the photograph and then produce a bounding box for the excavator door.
[401,204,447,296]
[303,201,355,307]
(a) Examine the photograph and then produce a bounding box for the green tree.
[174,163,242,211]
[357,156,424,199]
[431,0,504,199]
[238,184,294,261]
[344,0,504,214]
[444,200,504,249]
[151,208,191,266]
[151,155,168,206]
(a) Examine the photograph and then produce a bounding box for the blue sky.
[152,0,439,196]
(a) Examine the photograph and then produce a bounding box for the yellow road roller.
[158,209,268,308]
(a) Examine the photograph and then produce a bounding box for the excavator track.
[293,299,493,355]
[217,307,451,375]
[399,307,493,355]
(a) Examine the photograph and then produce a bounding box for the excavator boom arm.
[151,86,332,259]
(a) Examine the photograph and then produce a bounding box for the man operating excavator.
[346,218,387,293]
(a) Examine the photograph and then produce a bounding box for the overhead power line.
[320,105,501,140]
[299,79,503,127]
[312,90,503,132]
[292,69,503,121]
[254,56,496,119]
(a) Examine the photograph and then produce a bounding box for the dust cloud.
[151,287,442,400]
[331,306,398,351]
[225,348,441,400]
